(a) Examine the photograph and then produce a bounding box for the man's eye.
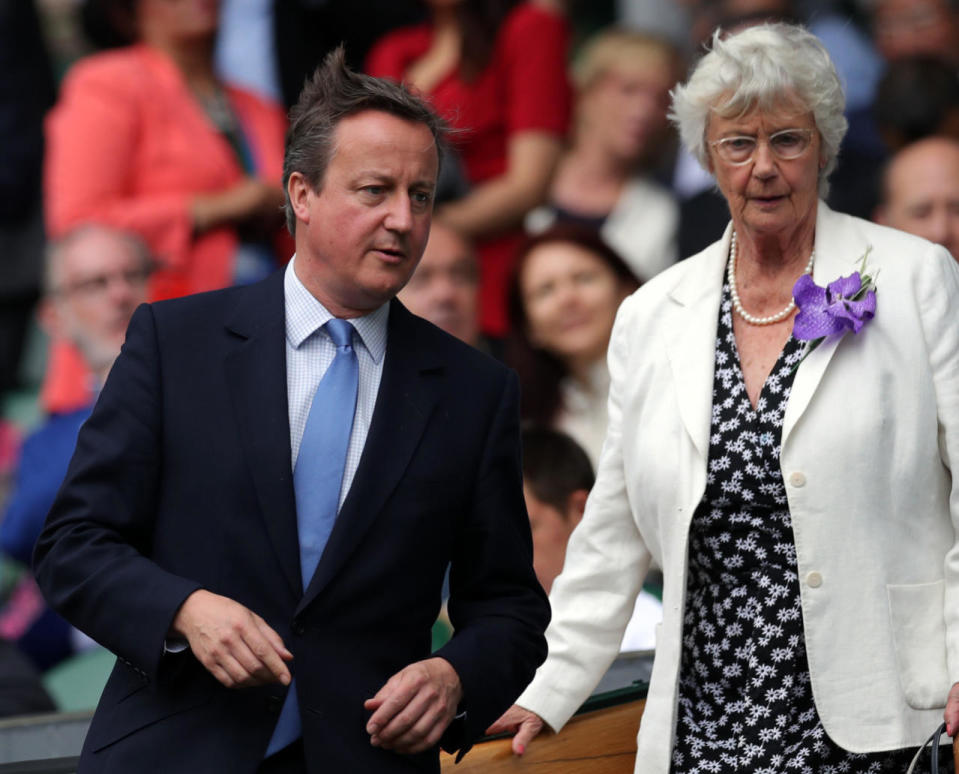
[411,191,433,206]
[363,186,385,196]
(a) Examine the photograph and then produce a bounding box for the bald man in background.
[398,220,481,348]
[875,136,959,260]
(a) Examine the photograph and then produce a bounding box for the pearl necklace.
[727,231,815,325]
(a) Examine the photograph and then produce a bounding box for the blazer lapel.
[782,202,867,448]
[224,272,302,598]
[663,227,730,463]
[297,300,442,612]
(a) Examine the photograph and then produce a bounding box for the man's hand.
[945,681,959,736]
[364,657,463,754]
[486,704,546,756]
[170,589,292,689]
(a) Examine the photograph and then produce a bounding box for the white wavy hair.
[670,23,847,196]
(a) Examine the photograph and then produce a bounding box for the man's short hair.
[282,47,449,234]
[521,426,595,517]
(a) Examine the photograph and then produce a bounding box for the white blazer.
[517,202,959,773]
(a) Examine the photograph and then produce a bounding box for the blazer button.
[806,571,823,588]
[788,472,807,487]
[291,620,306,636]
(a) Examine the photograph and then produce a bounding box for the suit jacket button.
[292,621,306,636]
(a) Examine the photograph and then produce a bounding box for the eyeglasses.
[54,265,154,299]
[709,128,815,166]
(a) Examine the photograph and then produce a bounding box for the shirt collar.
[284,258,389,363]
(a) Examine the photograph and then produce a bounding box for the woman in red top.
[43,0,290,411]
[367,0,572,338]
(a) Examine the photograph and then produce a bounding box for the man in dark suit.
[33,49,549,773]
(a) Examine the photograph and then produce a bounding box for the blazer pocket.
[887,580,950,709]
[86,666,214,753]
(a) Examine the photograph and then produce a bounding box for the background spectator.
[526,28,682,283]
[42,0,289,414]
[871,0,959,67]
[1,225,150,671]
[521,425,593,595]
[874,136,959,260]
[506,225,637,465]
[874,57,959,153]
[367,0,572,343]
[520,425,662,650]
[398,219,482,349]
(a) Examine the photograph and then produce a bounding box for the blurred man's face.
[873,0,959,64]
[876,138,959,261]
[398,221,479,345]
[43,229,151,377]
[523,485,587,594]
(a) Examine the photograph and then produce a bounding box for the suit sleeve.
[433,368,550,748]
[32,304,202,682]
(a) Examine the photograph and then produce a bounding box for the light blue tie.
[266,318,358,757]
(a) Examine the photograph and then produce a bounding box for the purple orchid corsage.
[791,247,878,365]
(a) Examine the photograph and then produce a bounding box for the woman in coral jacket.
[43,0,290,412]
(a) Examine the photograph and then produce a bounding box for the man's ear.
[565,489,589,529]
[287,172,314,226]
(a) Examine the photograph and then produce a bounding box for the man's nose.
[107,272,140,306]
[384,195,413,233]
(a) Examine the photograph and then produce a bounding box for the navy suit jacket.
[34,270,549,773]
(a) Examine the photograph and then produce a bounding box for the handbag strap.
[906,722,947,774]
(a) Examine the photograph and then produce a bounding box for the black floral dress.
[670,282,917,774]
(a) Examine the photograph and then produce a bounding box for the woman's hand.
[485,704,546,755]
[944,681,959,736]
[191,177,286,236]
[437,131,562,240]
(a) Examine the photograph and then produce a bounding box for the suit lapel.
[297,300,442,612]
[782,202,865,448]
[224,272,302,598]
[663,227,730,464]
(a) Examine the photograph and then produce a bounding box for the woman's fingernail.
[516,744,525,755]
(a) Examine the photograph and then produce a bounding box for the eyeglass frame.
[51,263,155,300]
[708,127,816,167]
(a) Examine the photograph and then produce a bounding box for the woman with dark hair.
[43,0,289,412]
[506,224,638,465]
[367,0,571,341]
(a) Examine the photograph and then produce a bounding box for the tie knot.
[325,318,354,350]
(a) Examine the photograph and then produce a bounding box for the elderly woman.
[490,23,959,772]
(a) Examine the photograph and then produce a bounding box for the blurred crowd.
[1,0,958,718]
